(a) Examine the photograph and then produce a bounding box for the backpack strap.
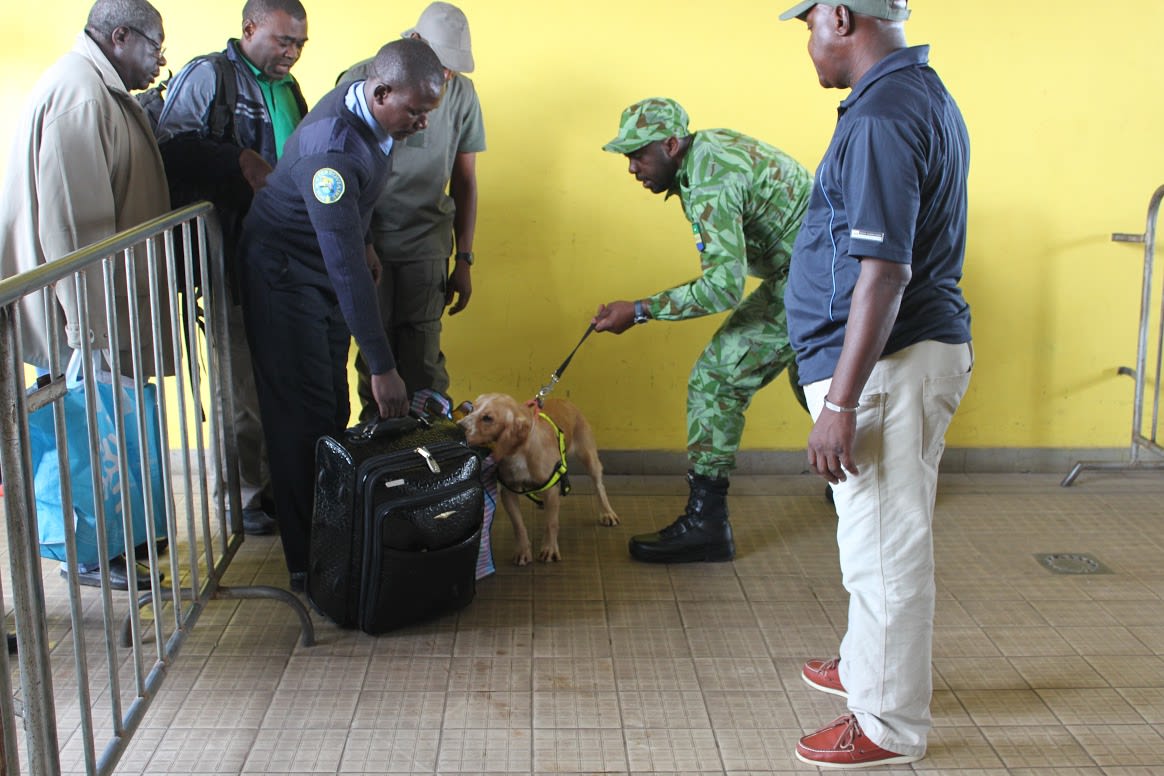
[206,53,238,144]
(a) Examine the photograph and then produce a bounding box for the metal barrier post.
[0,305,60,775]
[1,203,314,775]
[1063,184,1164,485]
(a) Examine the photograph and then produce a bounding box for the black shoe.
[6,633,16,655]
[133,537,169,562]
[60,556,157,591]
[629,512,735,563]
[242,508,278,536]
[289,572,307,593]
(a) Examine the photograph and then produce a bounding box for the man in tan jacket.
[0,0,171,378]
[0,0,171,590]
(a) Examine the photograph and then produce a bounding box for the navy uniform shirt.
[785,45,972,385]
[242,82,395,373]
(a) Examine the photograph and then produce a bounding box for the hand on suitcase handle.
[354,412,430,442]
[371,370,409,419]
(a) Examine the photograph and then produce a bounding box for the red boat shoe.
[803,657,847,698]
[795,714,921,769]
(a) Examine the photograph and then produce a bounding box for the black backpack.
[137,53,238,140]
[136,70,170,130]
[151,53,247,299]
[145,55,246,409]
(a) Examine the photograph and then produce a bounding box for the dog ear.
[493,405,533,458]
[461,395,497,433]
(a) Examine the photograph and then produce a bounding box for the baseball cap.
[402,2,474,73]
[778,1,910,22]
[602,98,690,154]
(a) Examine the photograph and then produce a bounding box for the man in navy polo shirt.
[238,38,445,591]
[779,1,973,768]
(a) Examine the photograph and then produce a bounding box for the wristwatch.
[633,299,650,325]
[454,251,474,266]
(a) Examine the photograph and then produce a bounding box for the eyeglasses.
[125,25,166,58]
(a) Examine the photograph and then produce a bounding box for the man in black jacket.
[156,0,309,535]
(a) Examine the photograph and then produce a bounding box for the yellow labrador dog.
[458,393,619,565]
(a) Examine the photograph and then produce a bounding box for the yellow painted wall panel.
[4,1,1162,451]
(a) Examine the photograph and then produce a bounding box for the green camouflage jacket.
[647,129,812,320]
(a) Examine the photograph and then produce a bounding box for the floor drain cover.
[1034,552,1112,575]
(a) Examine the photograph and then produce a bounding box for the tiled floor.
[14,470,1164,774]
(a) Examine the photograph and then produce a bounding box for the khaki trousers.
[805,339,972,757]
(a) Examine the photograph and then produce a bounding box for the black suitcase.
[308,413,484,634]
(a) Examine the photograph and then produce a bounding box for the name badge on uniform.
[312,168,345,204]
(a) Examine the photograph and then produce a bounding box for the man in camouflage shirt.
[594,97,811,564]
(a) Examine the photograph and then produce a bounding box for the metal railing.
[0,203,313,775]
[1063,185,1164,485]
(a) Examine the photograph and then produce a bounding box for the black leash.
[533,322,596,407]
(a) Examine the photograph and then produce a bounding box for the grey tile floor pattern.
[8,470,1164,774]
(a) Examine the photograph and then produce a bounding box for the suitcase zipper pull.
[415,446,441,474]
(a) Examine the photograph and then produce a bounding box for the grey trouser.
[356,257,449,424]
[219,300,270,510]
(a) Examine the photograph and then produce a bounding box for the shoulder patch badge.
[691,221,706,252]
[312,168,345,204]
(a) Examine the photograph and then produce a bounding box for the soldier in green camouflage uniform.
[594,97,811,564]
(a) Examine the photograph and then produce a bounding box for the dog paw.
[537,544,561,563]
[599,511,620,527]
[512,544,533,566]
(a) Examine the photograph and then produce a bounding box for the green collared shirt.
[239,54,302,157]
[647,129,812,320]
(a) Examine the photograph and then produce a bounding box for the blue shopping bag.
[28,355,169,567]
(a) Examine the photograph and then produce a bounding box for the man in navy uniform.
[237,38,445,591]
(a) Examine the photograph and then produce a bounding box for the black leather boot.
[629,472,734,563]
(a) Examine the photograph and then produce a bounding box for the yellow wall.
[4,1,1163,451]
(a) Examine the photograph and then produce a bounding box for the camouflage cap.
[602,97,690,154]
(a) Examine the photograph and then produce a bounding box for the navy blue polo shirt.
[785,45,972,385]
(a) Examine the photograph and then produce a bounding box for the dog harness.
[498,411,571,505]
